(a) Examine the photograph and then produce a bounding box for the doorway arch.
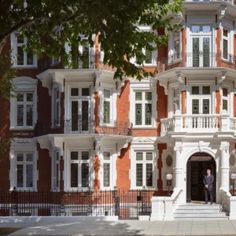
[186,152,216,202]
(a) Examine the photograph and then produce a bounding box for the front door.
[187,154,216,202]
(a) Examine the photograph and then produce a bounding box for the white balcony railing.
[161,112,236,136]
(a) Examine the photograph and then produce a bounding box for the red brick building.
[2,1,236,220]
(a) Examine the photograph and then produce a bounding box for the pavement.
[0,217,236,236]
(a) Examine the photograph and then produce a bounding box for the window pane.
[26,164,33,187]
[26,93,33,102]
[202,99,209,114]
[192,99,199,114]
[202,25,211,33]
[145,104,152,125]
[81,101,89,131]
[103,152,110,161]
[135,92,142,101]
[146,152,153,161]
[26,153,33,162]
[81,151,89,160]
[104,89,110,99]
[17,154,23,162]
[192,38,199,67]
[103,163,110,187]
[223,39,228,60]
[26,104,33,126]
[17,164,23,187]
[17,34,24,44]
[191,26,200,33]
[17,46,24,65]
[223,29,228,37]
[135,104,142,125]
[103,101,110,123]
[136,152,143,161]
[174,33,180,59]
[71,101,78,131]
[146,164,153,187]
[145,49,152,64]
[202,86,210,95]
[145,92,152,101]
[17,93,24,102]
[17,105,24,126]
[27,51,34,65]
[192,86,199,95]
[82,88,90,96]
[71,88,79,96]
[71,163,78,187]
[71,152,78,160]
[223,88,228,97]
[81,163,89,187]
[223,100,228,111]
[136,164,143,187]
[203,37,210,67]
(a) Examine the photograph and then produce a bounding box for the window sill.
[132,126,156,129]
[10,126,34,131]
[11,65,38,69]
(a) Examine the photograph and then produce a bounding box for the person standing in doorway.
[203,168,214,204]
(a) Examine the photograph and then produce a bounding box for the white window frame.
[222,27,230,61]
[10,139,38,191]
[10,77,37,130]
[67,149,92,191]
[51,85,61,128]
[100,86,117,126]
[130,142,157,190]
[51,149,61,192]
[68,84,92,133]
[168,31,182,64]
[187,24,213,67]
[221,87,230,114]
[100,150,116,190]
[130,81,157,128]
[10,32,37,68]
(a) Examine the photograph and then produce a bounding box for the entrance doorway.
[186,153,216,202]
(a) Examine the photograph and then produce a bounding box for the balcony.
[157,52,236,73]
[65,119,132,136]
[161,112,236,136]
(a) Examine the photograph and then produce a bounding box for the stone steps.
[173,203,228,220]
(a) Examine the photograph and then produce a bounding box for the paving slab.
[0,217,236,235]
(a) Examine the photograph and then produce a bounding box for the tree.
[0,0,182,88]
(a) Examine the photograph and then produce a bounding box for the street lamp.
[166,173,173,196]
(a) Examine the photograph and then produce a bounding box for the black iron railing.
[0,189,153,219]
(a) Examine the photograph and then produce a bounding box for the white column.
[174,144,183,189]
[220,141,230,191]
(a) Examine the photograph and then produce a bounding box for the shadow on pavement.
[1,217,145,236]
